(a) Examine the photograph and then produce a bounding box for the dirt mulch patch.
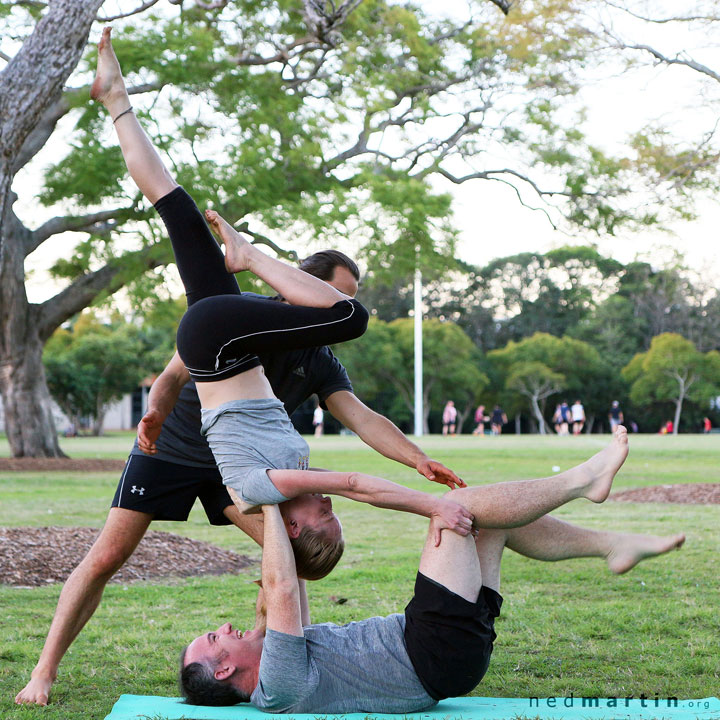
[610,483,720,504]
[0,526,255,588]
[0,457,127,472]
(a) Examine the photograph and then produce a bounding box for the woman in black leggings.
[93,28,474,578]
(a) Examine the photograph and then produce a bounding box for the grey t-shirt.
[129,345,352,468]
[200,398,309,506]
[250,616,436,714]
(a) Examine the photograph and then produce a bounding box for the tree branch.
[36,246,165,341]
[486,0,512,16]
[615,42,720,83]
[435,166,573,197]
[97,0,163,22]
[235,221,299,262]
[603,2,719,25]
[27,206,139,256]
[13,82,161,175]
[234,37,321,66]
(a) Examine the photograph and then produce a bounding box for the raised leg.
[91,27,175,204]
[417,505,685,606]
[445,427,629,530]
[505,515,685,575]
[15,508,152,706]
[204,210,349,308]
[91,27,238,306]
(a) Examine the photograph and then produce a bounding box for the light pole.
[413,265,423,436]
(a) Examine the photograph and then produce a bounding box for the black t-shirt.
[130,345,352,468]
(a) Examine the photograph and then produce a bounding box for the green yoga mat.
[105,695,720,720]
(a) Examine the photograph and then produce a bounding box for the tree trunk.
[514,413,522,434]
[0,334,65,457]
[456,399,474,435]
[530,394,548,434]
[92,403,107,437]
[0,0,107,456]
[586,414,595,434]
[673,395,684,435]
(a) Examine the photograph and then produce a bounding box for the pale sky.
[17,1,720,303]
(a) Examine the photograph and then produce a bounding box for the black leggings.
[154,187,368,382]
[154,186,241,306]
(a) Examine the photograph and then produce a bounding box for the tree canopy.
[2,1,720,453]
[622,333,720,434]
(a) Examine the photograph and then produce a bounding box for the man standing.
[180,428,685,711]
[608,400,624,432]
[15,254,461,707]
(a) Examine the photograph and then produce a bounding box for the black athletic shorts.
[111,454,233,526]
[404,572,502,700]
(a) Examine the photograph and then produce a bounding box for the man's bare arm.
[261,505,303,636]
[137,351,190,454]
[325,391,465,489]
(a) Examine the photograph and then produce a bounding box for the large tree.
[489,332,610,433]
[43,312,155,435]
[1,0,715,456]
[622,333,720,434]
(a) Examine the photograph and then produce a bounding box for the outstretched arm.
[137,351,190,455]
[261,505,303,636]
[268,469,474,546]
[325,391,465,489]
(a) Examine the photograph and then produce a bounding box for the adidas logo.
[293,366,306,378]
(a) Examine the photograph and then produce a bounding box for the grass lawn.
[1,433,718,719]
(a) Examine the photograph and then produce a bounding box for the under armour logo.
[293,366,306,378]
[130,486,145,495]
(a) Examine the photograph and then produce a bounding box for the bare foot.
[204,209,254,273]
[606,532,686,574]
[90,27,129,111]
[15,675,54,706]
[579,426,629,502]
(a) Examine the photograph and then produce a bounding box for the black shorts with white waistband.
[403,572,503,701]
[111,454,233,526]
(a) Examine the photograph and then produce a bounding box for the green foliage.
[43,311,174,431]
[334,317,487,431]
[41,139,127,207]
[25,0,706,314]
[622,334,720,432]
[490,332,609,427]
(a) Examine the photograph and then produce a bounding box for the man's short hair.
[179,648,249,707]
[291,525,345,581]
[299,250,360,283]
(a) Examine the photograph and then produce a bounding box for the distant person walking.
[472,404,488,436]
[552,404,568,435]
[571,400,585,435]
[703,417,712,434]
[313,404,324,437]
[608,401,624,432]
[442,401,457,436]
[490,405,507,435]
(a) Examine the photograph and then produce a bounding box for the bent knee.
[443,487,472,508]
[347,300,369,337]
